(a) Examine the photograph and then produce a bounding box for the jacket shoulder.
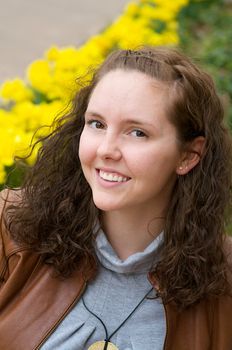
[0,190,86,350]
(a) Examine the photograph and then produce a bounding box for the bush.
[178,0,232,128]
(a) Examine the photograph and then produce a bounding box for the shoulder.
[0,188,25,256]
[0,188,23,228]
[0,189,37,289]
[0,188,22,211]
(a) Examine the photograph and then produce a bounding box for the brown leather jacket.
[1,192,232,350]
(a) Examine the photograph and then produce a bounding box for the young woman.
[0,47,232,350]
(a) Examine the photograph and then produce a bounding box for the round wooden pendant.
[88,340,119,350]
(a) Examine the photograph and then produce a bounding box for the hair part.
[5,46,232,308]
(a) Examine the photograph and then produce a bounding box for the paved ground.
[0,0,129,83]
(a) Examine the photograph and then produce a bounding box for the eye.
[130,129,147,138]
[87,119,105,129]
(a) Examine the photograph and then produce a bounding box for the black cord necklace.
[82,286,153,350]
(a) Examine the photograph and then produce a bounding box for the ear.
[176,136,205,175]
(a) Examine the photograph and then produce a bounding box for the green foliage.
[0,164,28,191]
[150,19,167,33]
[178,0,232,128]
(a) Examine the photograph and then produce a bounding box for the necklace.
[82,286,153,350]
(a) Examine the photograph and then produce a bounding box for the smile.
[99,170,130,182]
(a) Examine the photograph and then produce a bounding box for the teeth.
[99,170,129,182]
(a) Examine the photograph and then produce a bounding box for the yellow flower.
[46,46,60,62]
[27,59,53,96]
[0,78,33,103]
[0,164,6,184]
[125,2,141,17]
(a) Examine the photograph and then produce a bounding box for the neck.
[100,208,165,260]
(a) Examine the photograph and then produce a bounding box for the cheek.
[79,131,96,167]
[79,133,89,165]
[130,145,179,179]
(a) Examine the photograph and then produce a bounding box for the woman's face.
[79,69,184,214]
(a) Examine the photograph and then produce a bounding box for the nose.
[96,132,122,161]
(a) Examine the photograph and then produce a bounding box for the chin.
[92,198,122,212]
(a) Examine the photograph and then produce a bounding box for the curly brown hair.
[5,46,232,309]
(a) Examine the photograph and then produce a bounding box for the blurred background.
[0,0,129,82]
[0,0,231,190]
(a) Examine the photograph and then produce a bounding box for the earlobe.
[176,136,205,175]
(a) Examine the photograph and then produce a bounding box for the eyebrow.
[85,110,156,129]
[85,111,104,119]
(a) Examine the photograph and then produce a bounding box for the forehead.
[87,69,169,116]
